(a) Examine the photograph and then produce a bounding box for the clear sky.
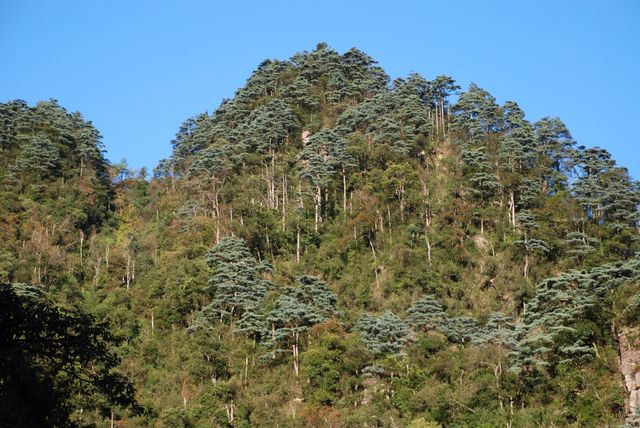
[1,1,638,178]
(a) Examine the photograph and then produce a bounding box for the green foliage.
[0,283,142,427]
[356,311,409,355]
[3,44,640,427]
[191,236,273,326]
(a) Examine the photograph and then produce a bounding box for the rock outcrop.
[619,327,640,415]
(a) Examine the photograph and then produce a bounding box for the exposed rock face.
[302,130,311,144]
[619,327,640,414]
[472,234,489,251]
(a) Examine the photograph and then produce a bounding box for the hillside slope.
[1,43,640,427]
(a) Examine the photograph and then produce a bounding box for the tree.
[574,147,640,229]
[438,316,479,344]
[240,99,299,209]
[384,162,419,221]
[453,83,499,142]
[236,305,267,346]
[497,102,537,226]
[356,311,409,355]
[170,113,215,174]
[471,312,516,347]
[514,210,550,277]
[265,276,337,376]
[191,237,273,327]
[511,257,640,373]
[460,145,502,233]
[187,143,232,239]
[0,283,141,427]
[341,47,389,99]
[405,295,447,332]
[12,133,61,177]
[563,231,598,264]
[533,117,575,194]
[429,75,460,136]
[299,128,353,229]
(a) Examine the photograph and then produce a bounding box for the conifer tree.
[453,83,499,142]
[192,237,273,327]
[12,133,61,177]
[356,311,409,355]
[406,295,447,331]
[514,210,550,277]
[265,276,336,376]
[299,128,352,229]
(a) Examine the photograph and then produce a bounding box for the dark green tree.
[0,283,141,427]
[191,237,273,327]
[12,133,61,177]
[453,83,499,142]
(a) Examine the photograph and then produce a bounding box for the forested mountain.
[1,43,639,427]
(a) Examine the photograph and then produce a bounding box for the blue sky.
[1,1,639,178]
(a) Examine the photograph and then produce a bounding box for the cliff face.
[619,327,640,414]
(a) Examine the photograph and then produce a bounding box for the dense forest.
[1,43,640,427]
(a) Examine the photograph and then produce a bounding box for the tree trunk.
[126,253,131,290]
[282,171,287,232]
[296,225,301,264]
[342,168,347,215]
[79,230,84,267]
[509,191,516,227]
[244,355,249,384]
[314,184,321,232]
[293,330,300,376]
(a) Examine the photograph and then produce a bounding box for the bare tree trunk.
[243,355,249,385]
[296,226,301,264]
[271,149,276,210]
[293,330,300,376]
[314,184,321,231]
[79,230,84,267]
[126,253,131,290]
[282,171,287,232]
[93,257,102,286]
[425,232,432,264]
[369,237,380,292]
[349,191,353,215]
[342,169,347,215]
[509,191,516,227]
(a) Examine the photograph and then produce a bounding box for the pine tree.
[12,133,61,177]
[356,311,409,355]
[563,231,598,264]
[533,117,575,194]
[511,257,640,372]
[453,83,499,142]
[405,295,447,331]
[514,210,550,277]
[262,275,337,376]
[236,305,267,346]
[191,237,273,327]
[299,128,353,229]
[471,312,516,347]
